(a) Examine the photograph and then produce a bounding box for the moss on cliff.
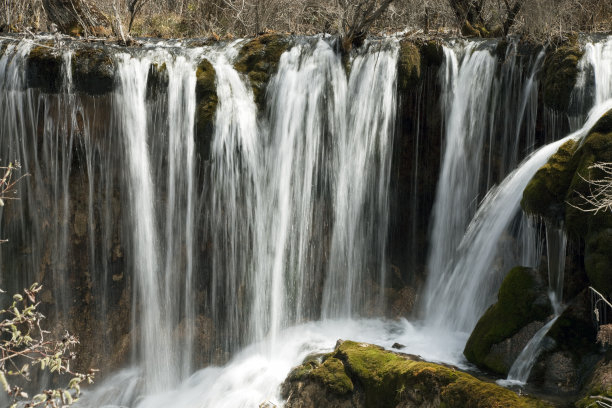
[464,267,552,374]
[522,139,579,220]
[398,40,421,91]
[284,340,551,407]
[522,109,612,296]
[541,42,583,112]
[234,34,292,110]
[195,58,218,160]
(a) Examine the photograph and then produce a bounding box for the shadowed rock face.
[282,340,552,408]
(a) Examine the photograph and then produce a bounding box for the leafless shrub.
[569,163,612,215]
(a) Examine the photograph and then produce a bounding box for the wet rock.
[391,343,405,350]
[522,109,612,296]
[195,58,218,161]
[282,340,551,408]
[26,45,63,93]
[575,352,612,407]
[464,266,552,375]
[71,47,116,95]
[234,34,292,111]
[541,41,583,112]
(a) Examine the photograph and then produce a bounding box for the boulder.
[464,266,552,375]
[282,340,551,407]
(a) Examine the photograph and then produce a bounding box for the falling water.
[323,40,398,318]
[423,41,545,331]
[424,44,497,304]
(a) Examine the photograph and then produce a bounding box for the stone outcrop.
[464,266,552,375]
[282,340,551,408]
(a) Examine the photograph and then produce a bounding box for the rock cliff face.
[282,340,551,408]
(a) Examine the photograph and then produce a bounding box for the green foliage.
[464,267,552,374]
[0,283,95,407]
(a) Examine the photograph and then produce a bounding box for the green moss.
[71,47,116,95]
[195,59,218,160]
[522,108,612,297]
[542,42,583,111]
[522,139,579,220]
[288,341,551,407]
[233,34,292,110]
[398,40,421,91]
[464,267,552,375]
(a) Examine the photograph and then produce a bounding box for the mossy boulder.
[398,40,421,92]
[541,42,583,112]
[26,45,63,93]
[233,34,292,110]
[283,340,551,408]
[522,139,579,221]
[195,58,218,160]
[464,267,552,375]
[522,109,612,296]
[71,47,116,95]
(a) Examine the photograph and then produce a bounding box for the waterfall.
[209,38,398,354]
[423,41,545,331]
[323,40,398,318]
[115,50,201,390]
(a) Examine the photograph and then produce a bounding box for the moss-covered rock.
[522,139,579,221]
[541,42,583,112]
[464,267,552,375]
[398,40,421,92]
[26,45,63,93]
[71,47,116,95]
[195,58,218,160]
[523,109,612,296]
[283,340,551,408]
[233,34,292,110]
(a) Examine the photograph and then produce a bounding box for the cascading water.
[423,41,545,331]
[1,32,611,408]
[323,40,398,318]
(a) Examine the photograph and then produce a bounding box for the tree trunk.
[42,0,110,36]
